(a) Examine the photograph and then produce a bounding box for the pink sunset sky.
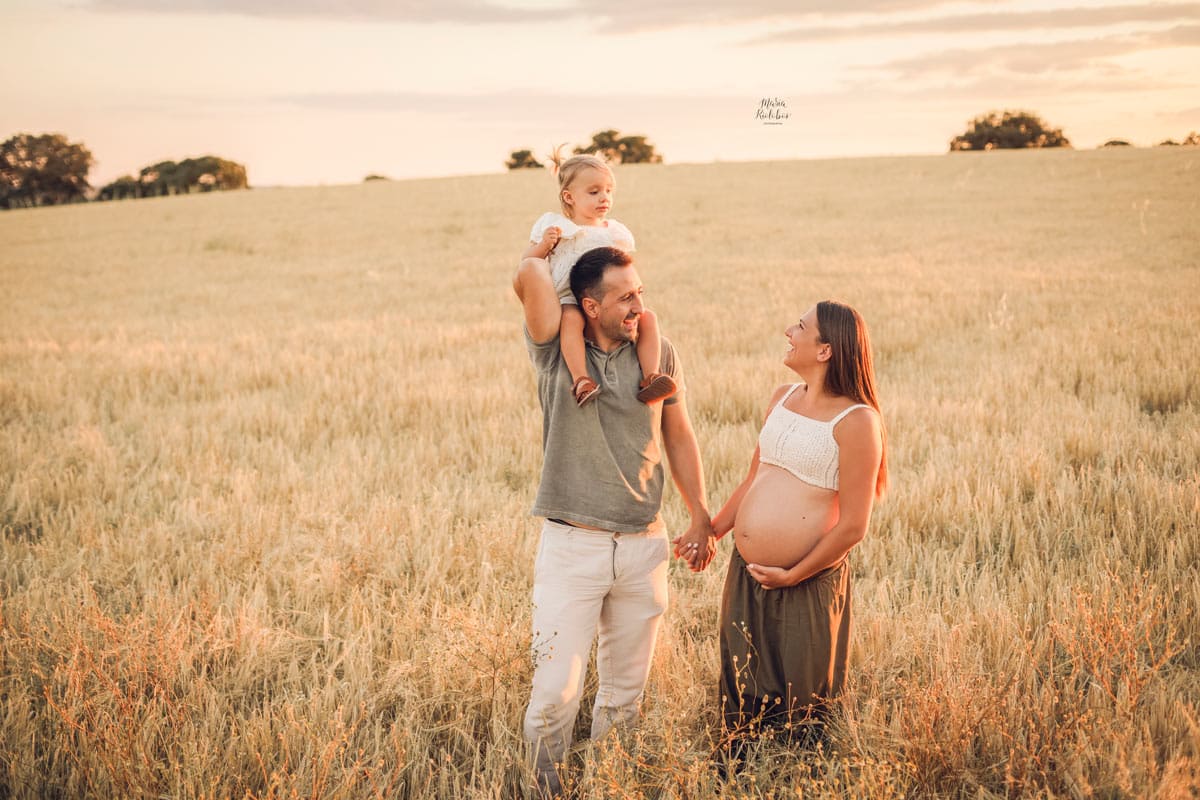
[4,0,1198,186]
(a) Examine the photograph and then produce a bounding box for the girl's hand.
[541,226,561,249]
[746,563,792,589]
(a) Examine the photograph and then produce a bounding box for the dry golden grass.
[1,147,1198,798]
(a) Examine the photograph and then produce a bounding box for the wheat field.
[1,148,1198,798]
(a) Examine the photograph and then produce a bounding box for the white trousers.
[523,519,670,795]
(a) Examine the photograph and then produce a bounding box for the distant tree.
[0,132,94,209]
[611,135,661,165]
[1157,139,1180,147]
[574,130,663,164]
[136,161,177,197]
[96,156,248,201]
[575,130,623,161]
[949,111,1070,151]
[1184,131,1200,146]
[363,174,390,182]
[96,175,141,201]
[505,149,543,170]
[1102,139,1132,147]
[175,156,247,192]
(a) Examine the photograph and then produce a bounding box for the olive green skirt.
[719,548,851,739]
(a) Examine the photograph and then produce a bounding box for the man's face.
[589,264,645,345]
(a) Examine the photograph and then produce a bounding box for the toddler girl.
[519,150,676,406]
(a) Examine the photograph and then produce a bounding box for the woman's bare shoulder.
[760,383,796,421]
[832,405,881,446]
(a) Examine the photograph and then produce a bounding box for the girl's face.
[562,167,614,224]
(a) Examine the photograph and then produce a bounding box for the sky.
[3,0,1198,187]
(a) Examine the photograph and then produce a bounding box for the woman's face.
[783,306,829,369]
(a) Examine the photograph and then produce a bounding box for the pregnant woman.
[710,300,887,748]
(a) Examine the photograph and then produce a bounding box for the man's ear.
[580,296,600,319]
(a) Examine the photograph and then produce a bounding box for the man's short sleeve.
[525,327,561,374]
[659,336,685,406]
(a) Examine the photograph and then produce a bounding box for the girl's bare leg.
[561,304,598,405]
[635,309,677,403]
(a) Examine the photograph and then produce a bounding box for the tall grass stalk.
[2,148,1198,797]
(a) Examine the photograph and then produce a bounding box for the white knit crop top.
[757,384,871,491]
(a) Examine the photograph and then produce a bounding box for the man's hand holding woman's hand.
[671,517,716,573]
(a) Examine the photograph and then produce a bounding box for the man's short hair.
[570,247,633,306]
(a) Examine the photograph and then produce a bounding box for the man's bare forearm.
[662,398,715,570]
[662,403,709,522]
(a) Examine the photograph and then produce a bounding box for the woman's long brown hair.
[816,300,889,498]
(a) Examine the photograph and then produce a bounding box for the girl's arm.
[521,227,561,260]
[746,408,883,589]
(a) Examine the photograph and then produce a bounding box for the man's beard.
[604,313,639,343]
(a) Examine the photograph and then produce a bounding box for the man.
[512,246,716,795]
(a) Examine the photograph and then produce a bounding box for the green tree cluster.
[573,130,663,164]
[949,111,1070,151]
[505,149,543,170]
[97,156,248,200]
[506,130,663,171]
[1,133,94,209]
[1157,131,1200,146]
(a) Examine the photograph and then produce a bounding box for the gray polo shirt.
[525,329,685,532]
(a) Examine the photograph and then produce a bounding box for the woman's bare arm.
[746,407,882,588]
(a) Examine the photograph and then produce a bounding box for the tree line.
[1,132,248,210]
[507,130,663,170]
[949,110,1199,151]
[97,157,248,201]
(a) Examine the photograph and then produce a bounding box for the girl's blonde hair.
[549,145,614,219]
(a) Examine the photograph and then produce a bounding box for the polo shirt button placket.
[604,354,619,390]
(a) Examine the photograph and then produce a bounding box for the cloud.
[884,73,1187,99]
[275,89,752,118]
[749,3,1200,44]
[1160,20,1200,43]
[575,0,978,32]
[87,0,568,24]
[84,0,987,28]
[273,80,1178,120]
[869,24,1200,80]
[1156,105,1200,123]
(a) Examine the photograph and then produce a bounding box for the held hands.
[671,517,717,573]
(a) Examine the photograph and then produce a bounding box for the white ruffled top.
[757,384,872,491]
[529,212,636,302]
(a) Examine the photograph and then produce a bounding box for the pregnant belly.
[733,464,839,568]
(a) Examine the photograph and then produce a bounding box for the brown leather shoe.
[573,376,601,406]
[636,372,677,404]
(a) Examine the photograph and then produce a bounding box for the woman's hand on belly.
[744,562,794,589]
